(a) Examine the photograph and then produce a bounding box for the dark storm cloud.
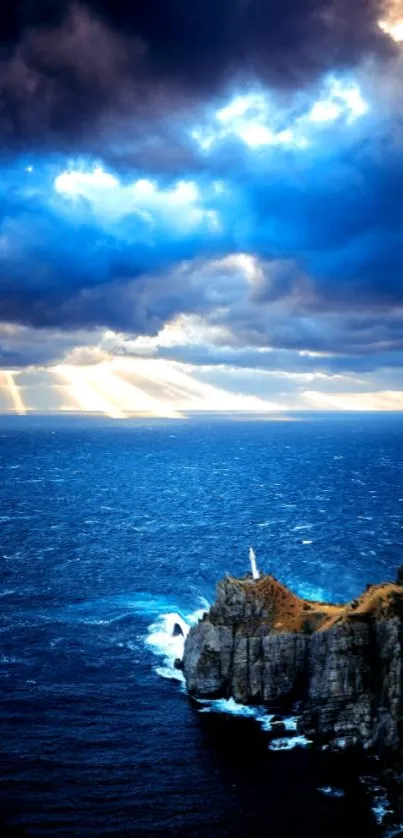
[0,0,403,379]
[0,0,393,155]
[0,324,102,368]
[1,138,403,361]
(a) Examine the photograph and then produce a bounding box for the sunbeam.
[5,372,27,415]
[51,358,276,418]
[54,363,183,418]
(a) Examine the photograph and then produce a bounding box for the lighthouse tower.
[249,547,260,580]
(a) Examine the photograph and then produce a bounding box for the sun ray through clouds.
[51,358,277,417]
[54,363,183,418]
[4,372,27,414]
[55,366,126,418]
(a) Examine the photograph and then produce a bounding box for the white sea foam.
[293,524,313,532]
[200,699,285,736]
[196,699,302,742]
[317,786,345,798]
[82,618,115,626]
[259,713,300,734]
[155,665,183,681]
[283,716,298,731]
[146,603,207,683]
[198,698,270,721]
[268,735,312,750]
[371,796,393,825]
[332,737,349,750]
[359,777,396,829]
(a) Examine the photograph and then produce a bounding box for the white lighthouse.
[249,546,260,580]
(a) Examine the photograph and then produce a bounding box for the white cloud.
[54,166,220,233]
[308,79,368,125]
[191,77,368,153]
[302,389,403,410]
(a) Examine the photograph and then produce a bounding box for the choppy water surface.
[0,413,402,836]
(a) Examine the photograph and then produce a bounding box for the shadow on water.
[0,818,27,836]
[0,713,379,838]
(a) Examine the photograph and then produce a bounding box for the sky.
[0,0,403,417]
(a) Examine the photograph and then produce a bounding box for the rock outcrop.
[183,572,403,752]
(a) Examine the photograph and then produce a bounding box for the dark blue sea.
[0,413,402,837]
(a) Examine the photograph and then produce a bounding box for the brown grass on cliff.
[233,574,403,634]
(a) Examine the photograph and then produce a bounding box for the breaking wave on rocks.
[199,700,311,748]
[145,600,209,683]
[268,736,313,751]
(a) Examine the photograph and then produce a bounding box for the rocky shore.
[182,570,403,753]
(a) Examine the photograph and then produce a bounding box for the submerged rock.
[183,571,403,753]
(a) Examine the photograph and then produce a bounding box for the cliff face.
[183,573,403,752]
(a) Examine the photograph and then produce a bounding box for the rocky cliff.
[182,572,403,752]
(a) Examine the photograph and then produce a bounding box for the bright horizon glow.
[51,359,279,419]
[0,360,402,415]
[303,389,403,411]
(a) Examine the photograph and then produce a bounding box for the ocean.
[0,413,402,836]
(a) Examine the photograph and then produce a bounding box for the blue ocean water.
[0,413,402,836]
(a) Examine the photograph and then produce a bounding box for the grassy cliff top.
[220,573,403,634]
